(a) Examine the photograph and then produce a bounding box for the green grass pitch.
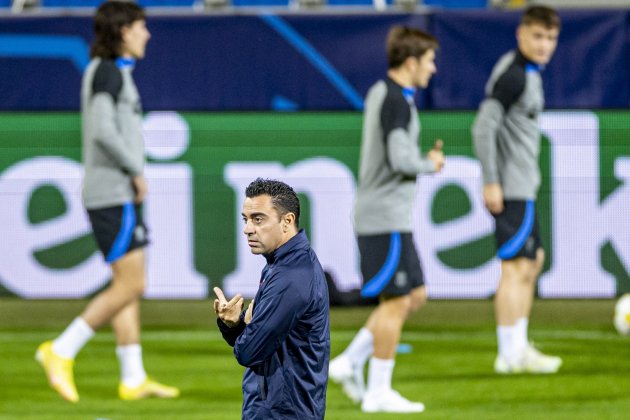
[1,299,629,419]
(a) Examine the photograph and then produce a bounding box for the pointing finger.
[213,287,228,305]
[433,139,443,151]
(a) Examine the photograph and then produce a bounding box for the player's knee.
[381,294,412,319]
[127,278,146,298]
[409,287,427,313]
[526,249,545,282]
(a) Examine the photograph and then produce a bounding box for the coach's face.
[242,194,293,255]
[517,22,559,66]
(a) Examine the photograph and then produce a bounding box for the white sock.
[52,317,94,359]
[497,325,517,361]
[342,327,373,369]
[514,317,529,352]
[116,344,147,388]
[366,357,395,394]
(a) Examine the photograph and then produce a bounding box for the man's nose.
[243,220,254,234]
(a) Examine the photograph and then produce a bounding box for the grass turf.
[1,299,629,419]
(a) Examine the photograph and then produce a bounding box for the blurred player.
[472,5,562,374]
[36,1,179,402]
[329,26,444,413]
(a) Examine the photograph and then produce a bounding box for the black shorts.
[358,232,424,298]
[87,202,149,263]
[493,200,541,261]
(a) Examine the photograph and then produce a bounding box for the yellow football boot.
[35,341,79,403]
[119,377,180,401]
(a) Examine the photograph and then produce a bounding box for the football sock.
[52,317,95,359]
[366,357,395,393]
[342,327,373,369]
[116,344,147,388]
[497,324,517,361]
[514,317,529,352]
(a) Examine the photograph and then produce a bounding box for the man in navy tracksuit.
[214,178,330,419]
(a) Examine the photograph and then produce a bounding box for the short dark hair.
[245,178,300,227]
[522,5,561,30]
[387,26,439,69]
[91,1,145,59]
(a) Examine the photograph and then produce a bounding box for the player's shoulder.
[364,79,388,106]
[491,55,526,99]
[92,58,124,100]
[495,51,526,83]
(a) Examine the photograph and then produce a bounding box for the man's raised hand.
[213,287,244,327]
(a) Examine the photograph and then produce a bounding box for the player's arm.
[89,61,143,177]
[382,97,437,176]
[387,130,439,175]
[472,65,524,213]
[232,268,309,368]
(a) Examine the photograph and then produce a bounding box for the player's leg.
[369,295,411,359]
[493,201,560,373]
[34,248,146,403]
[82,248,146,329]
[521,247,544,320]
[361,233,425,413]
[494,257,531,372]
[329,312,374,403]
[329,234,390,404]
[113,295,179,400]
[36,203,147,402]
[519,247,561,373]
[493,200,537,372]
[511,248,544,353]
[408,284,427,314]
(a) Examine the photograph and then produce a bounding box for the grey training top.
[81,57,145,209]
[354,78,436,235]
[472,50,545,200]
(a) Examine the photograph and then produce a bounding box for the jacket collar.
[264,229,309,264]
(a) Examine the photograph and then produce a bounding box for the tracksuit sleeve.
[381,93,435,176]
[472,98,504,185]
[217,313,247,347]
[232,269,309,368]
[472,66,525,185]
[90,62,143,176]
[387,130,437,175]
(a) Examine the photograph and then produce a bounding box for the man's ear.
[283,213,296,232]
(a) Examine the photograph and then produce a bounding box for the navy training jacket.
[218,230,330,419]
